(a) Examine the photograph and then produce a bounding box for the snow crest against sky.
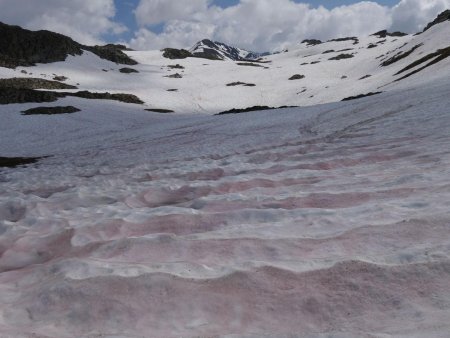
[0,0,449,51]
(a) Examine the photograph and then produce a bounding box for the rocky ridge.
[0,22,136,68]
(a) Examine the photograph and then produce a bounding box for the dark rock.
[0,22,83,68]
[372,30,408,38]
[342,92,382,101]
[165,73,183,79]
[341,75,348,79]
[0,78,76,90]
[0,22,137,68]
[84,44,137,65]
[21,106,81,115]
[367,44,377,49]
[0,156,42,168]
[236,62,264,67]
[302,39,322,46]
[0,88,144,105]
[394,45,450,81]
[167,89,178,92]
[226,82,256,87]
[359,74,372,80]
[322,50,335,54]
[119,67,139,74]
[328,37,359,45]
[328,54,354,61]
[145,108,175,113]
[162,48,192,59]
[289,74,305,80]
[52,75,68,81]
[216,105,297,115]
[310,61,321,64]
[423,10,450,32]
[381,44,422,67]
[167,64,185,69]
[0,88,60,104]
[70,91,144,104]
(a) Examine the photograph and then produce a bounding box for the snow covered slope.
[1,13,450,338]
[1,18,450,114]
[1,75,450,337]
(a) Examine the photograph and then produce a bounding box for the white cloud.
[130,0,450,52]
[0,0,126,45]
[391,0,450,32]
[135,0,211,26]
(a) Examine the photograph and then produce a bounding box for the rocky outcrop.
[302,39,322,46]
[289,74,305,80]
[0,88,60,104]
[70,91,144,104]
[0,88,144,105]
[342,92,382,101]
[372,30,408,38]
[394,45,450,81]
[85,44,137,65]
[0,22,137,68]
[236,62,264,67]
[423,10,450,32]
[145,108,175,113]
[328,37,359,45]
[0,78,77,90]
[226,82,256,87]
[167,64,185,69]
[162,48,192,60]
[21,106,81,115]
[165,73,183,78]
[216,105,297,115]
[119,67,139,74]
[329,54,354,61]
[0,157,42,168]
[380,44,422,67]
[0,22,82,68]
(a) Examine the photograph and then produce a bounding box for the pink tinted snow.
[1,88,450,337]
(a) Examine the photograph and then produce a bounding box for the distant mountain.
[1,10,450,114]
[189,39,268,61]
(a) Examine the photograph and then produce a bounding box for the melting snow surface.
[0,77,450,337]
[1,21,450,338]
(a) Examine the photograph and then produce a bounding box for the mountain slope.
[0,22,136,68]
[189,39,265,61]
[1,13,450,113]
[1,62,450,338]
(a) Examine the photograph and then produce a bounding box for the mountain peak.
[189,39,265,61]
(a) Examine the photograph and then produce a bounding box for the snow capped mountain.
[1,11,450,338]
[189,39,266,61]
[1,14,450,114]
